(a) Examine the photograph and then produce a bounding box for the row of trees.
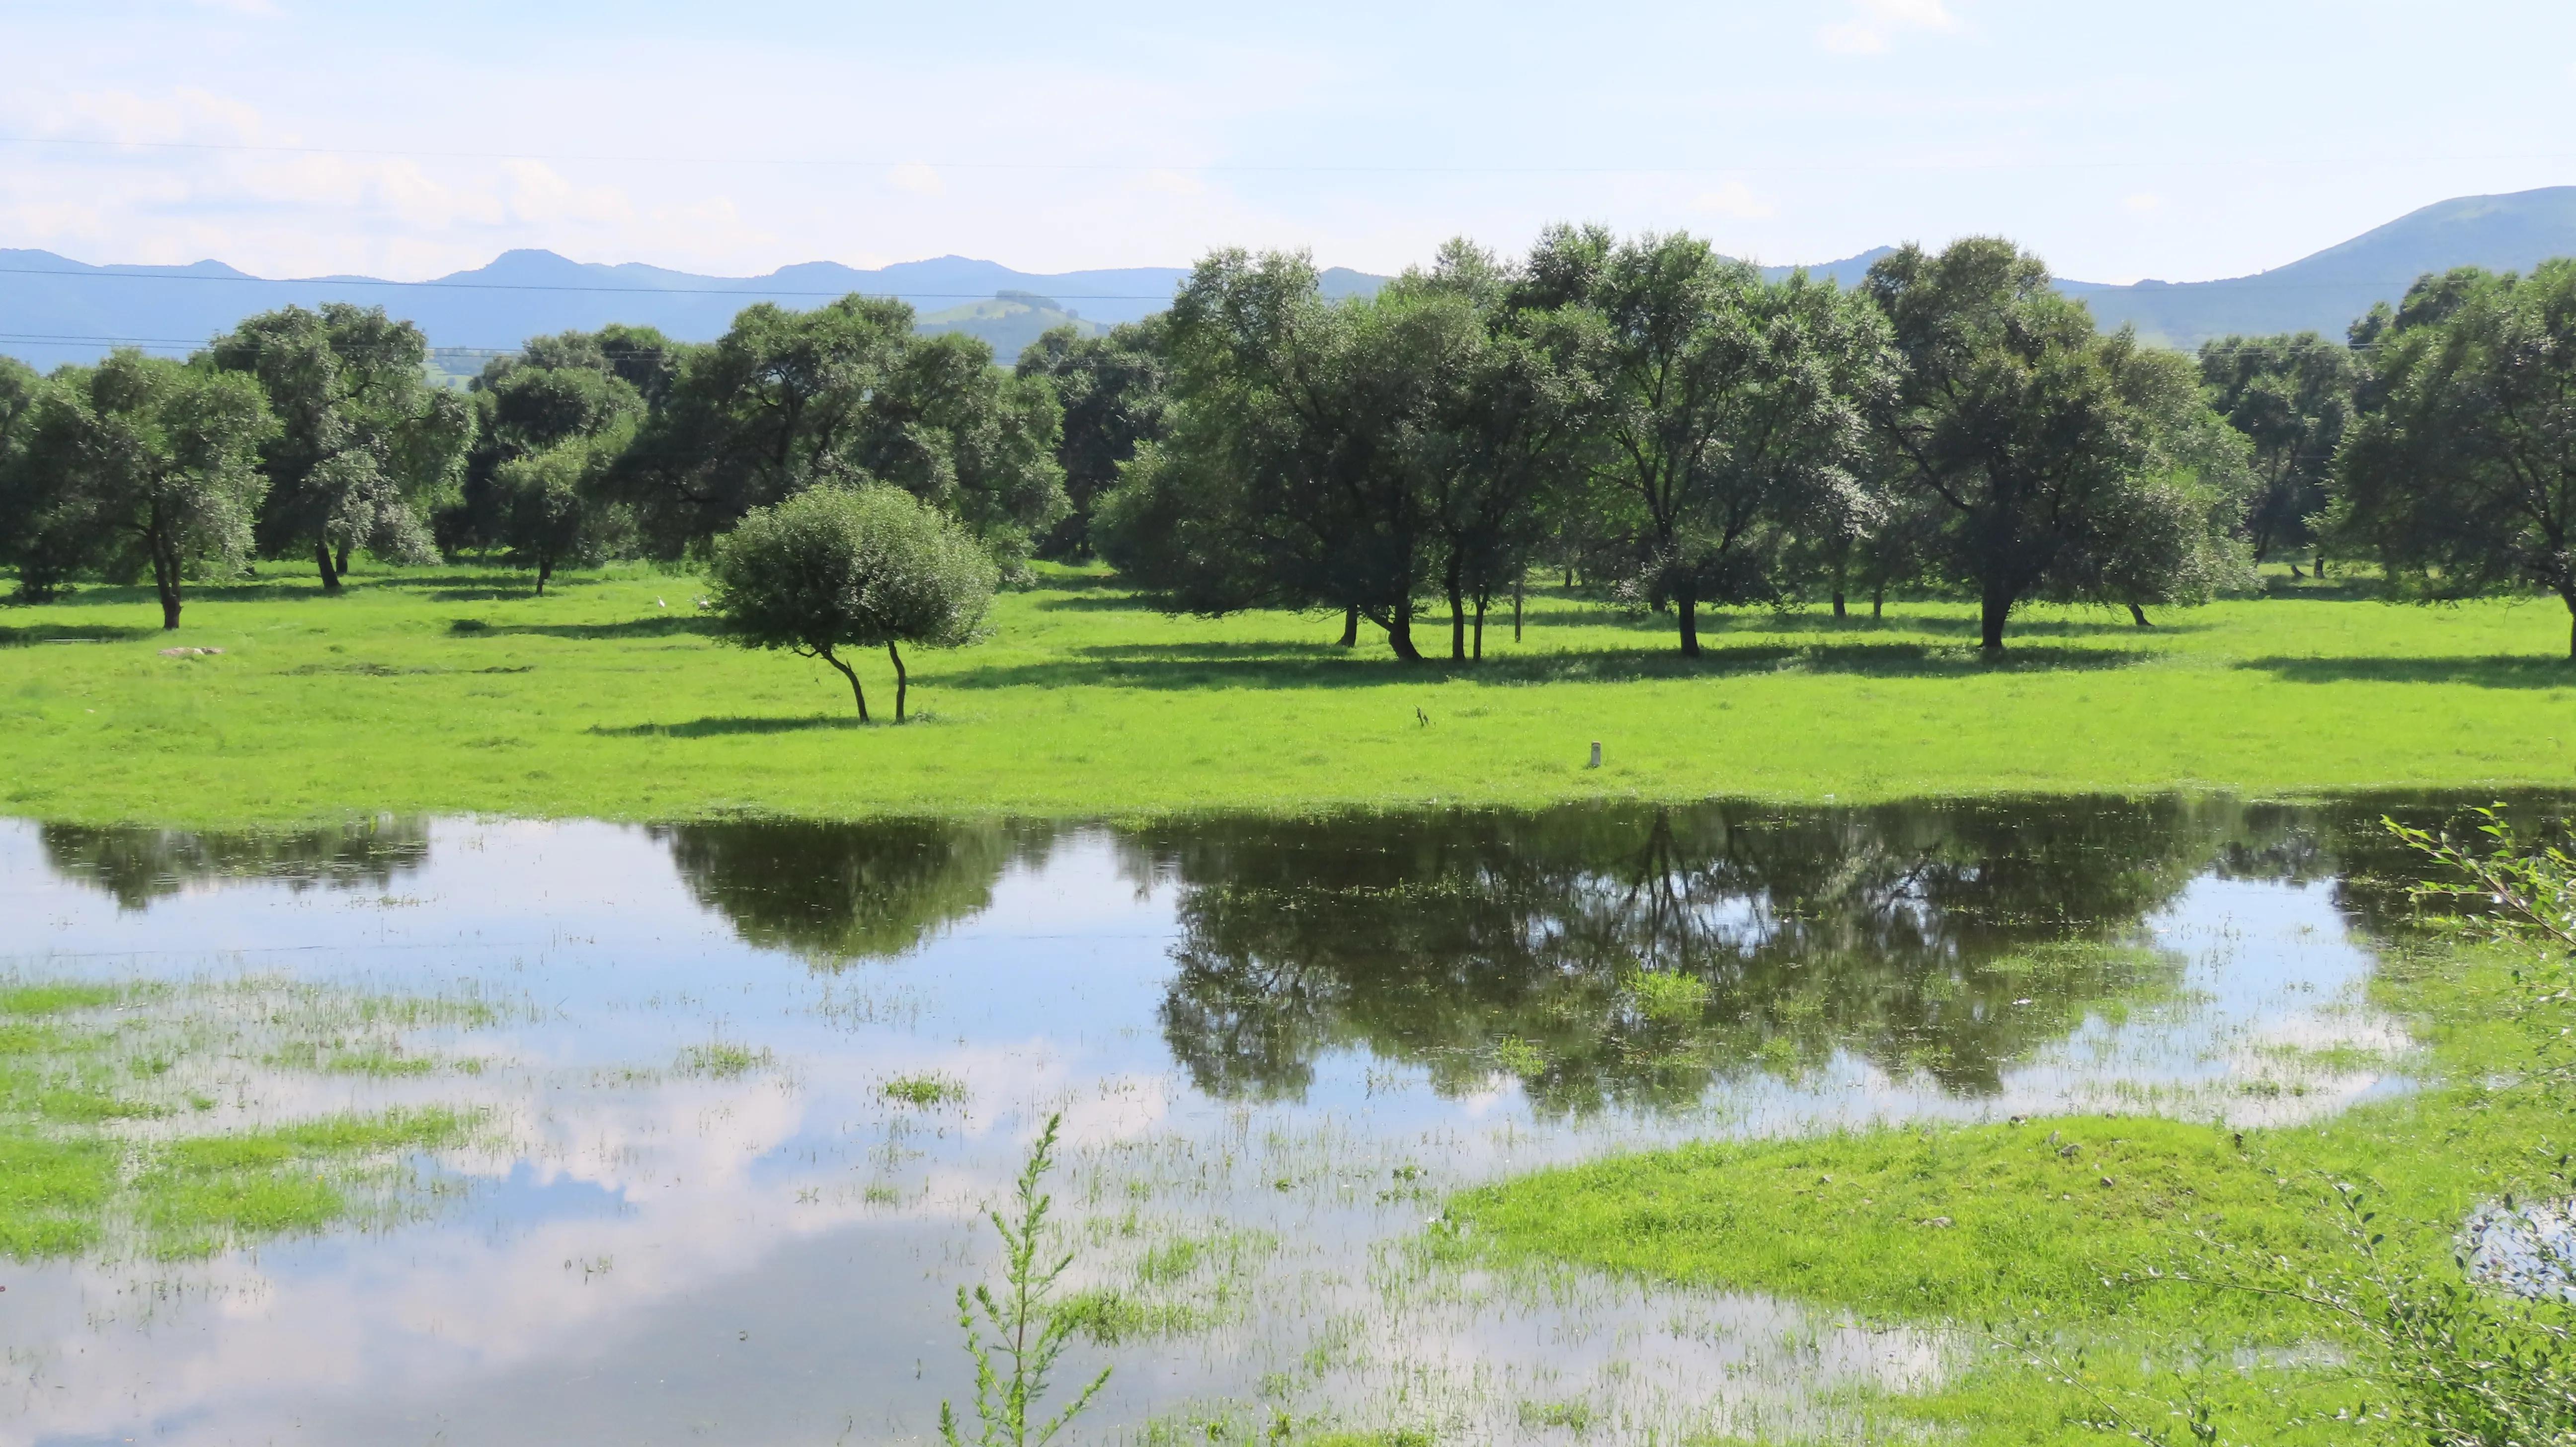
[3,233,2574,658]
[0,298,1071,630]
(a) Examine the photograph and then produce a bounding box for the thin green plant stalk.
[940,1111,1110,1447]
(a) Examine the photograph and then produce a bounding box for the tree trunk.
[314,540,341,593]
[1832,559,1848,620]
[2128,602,2152,628]
[1871,582,1885,620]
[152,541,182,630]
[2563,589,2576,663]
[536,557,551,596]
[1513,580,1524,643]
[1337,606,1360,648]
[887,641,911,722]
[1979,584,2011,653]
[2315,549,2327,578]
[1676,578,1700,658]
[1446,555,1466,662]
[334,540,352,578]
[1472,599,1485,661]
[1385,600,1424,662]
[820,646,869,723]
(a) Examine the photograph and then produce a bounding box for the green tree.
[2336,261,2576,659]
[1865,239,2228,651]
[2092,342,2258,626]
[708,483,998,722]
[1399,240,1597,659]
[614,299,1066,569]
[0,354,70,601]
[493,422,635,594]
[21,350,275,628]
[1103,247,1580,661]
[1013,318,1169,560]
[2197,332,2355,570]
[1521,227,1894,656]
[209,305,471,591]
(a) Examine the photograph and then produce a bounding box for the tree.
[2090,341,2258,626]
[1103,249,1446,657]
[1102,247,1583,661]
[2336,261,2576,660]
[1399,240,1597,660]
[493,423,634,594]
[21,350,275,629]
[1522,227,1893,656]
[1013,319,1170,561]
[708,483,998,722]
[0,354,72,601]
[2198,332,2355,570]
[210,305,471,591]
[440,330,655,590]
[612,299,1066,569]
[1865,239,2232,652]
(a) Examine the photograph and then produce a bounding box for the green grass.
[2,562,2573,824]
[0,977,493,1261]
[881,1070,966,1107]
[1451,933,2573,1444]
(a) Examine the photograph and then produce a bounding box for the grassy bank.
[2,562,2572,825]
[1451,931,2570,1445]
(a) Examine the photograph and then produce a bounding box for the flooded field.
[0,795,2511,1445]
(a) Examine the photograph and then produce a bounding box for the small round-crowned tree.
[709,484,997,723]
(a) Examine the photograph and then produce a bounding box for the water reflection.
[1,793,2545,1447]
[655,817,1046,965]
[37,817,429,909]
[1126,798,2258,1110]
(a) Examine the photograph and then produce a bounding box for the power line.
[0,266,1178,302]
[7,133,2576,175]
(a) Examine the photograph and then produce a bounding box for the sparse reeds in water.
[942,1111,1110,1447]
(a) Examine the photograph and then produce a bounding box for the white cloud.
[1818,0,1958,55]
[2122,192,2165,214]
[1690,180,1778,221]
[887,162,945,196]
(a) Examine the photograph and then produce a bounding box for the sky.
[3,0,2574,286]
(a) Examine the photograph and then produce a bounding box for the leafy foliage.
[208,304,469,589]
[939,1112,1110,1447]
[17,350,276,628]
[2337,260,2576,657]
[708,482,998,721]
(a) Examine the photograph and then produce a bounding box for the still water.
[0,795,2513,1445]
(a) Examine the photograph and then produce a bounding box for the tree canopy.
[2336,260,2576,658]
[209,304,470,590]
[610,299,1066,570]
[2198,332,2355,567]
[1866,238,2245,650]
[708,482,999,722]
[1523,226,1892,655]
[18,350,275,628]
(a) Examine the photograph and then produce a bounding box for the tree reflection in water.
[1125,797,2281,1114]
[655,818,1048,966]
[38,818,431,911]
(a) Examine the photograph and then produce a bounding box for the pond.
[0,794,2530,1445]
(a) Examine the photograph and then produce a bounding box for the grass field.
[1,561,2572,826]
[1453,930,2572,1444]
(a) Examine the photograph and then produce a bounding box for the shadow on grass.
[0,622,159,646]
[2240,655,2576,688]
[590,714,862,738]
[936,638,2147,691]
[486,616,718,641]
[1030,591,1165,612]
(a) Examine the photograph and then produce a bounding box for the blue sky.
[4,0,2574,284]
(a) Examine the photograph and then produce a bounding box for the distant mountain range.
[6,186,2576,370]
